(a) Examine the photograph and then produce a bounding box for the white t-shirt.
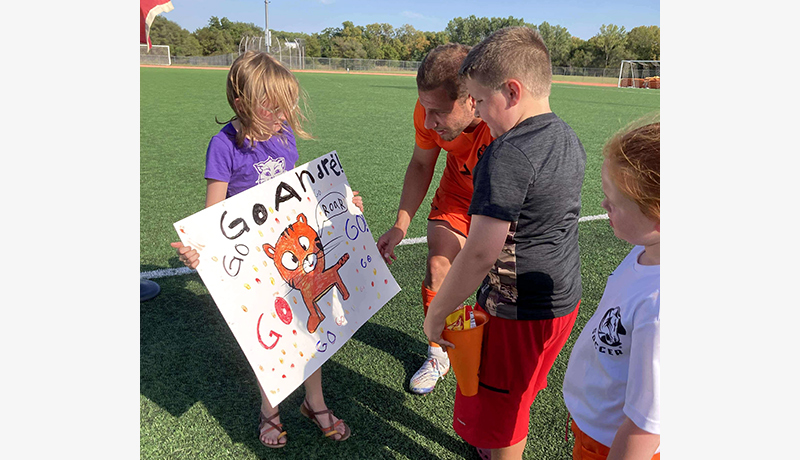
[563,245,660,449]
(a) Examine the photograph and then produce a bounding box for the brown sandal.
[300,400,351,441]
[259,411,287,449]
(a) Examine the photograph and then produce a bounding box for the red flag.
[140,0,175,50]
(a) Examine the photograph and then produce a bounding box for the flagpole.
[265,0,270,53]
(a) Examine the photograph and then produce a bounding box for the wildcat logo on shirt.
[254,157,286,184]
[591,307,627,356]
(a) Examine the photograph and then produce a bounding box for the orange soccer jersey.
[413,100,494,236]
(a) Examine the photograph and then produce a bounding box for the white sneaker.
[409,354,450,395]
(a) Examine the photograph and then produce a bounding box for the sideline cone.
[442,308,489,397]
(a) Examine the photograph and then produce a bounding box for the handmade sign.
[173,151,401,406]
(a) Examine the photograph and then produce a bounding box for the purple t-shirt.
[205,122,299,198]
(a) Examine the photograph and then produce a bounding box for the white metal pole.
[265,0,270,53]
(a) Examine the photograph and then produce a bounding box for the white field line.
[142,213,609,280]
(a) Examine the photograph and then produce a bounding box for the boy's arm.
[423,214,509,348]
[377,144,440,264]
[607,416,660,460]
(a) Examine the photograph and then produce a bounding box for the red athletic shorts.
[571,420,660,460]
[453,302,580,449]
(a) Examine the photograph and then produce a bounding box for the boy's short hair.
[459,26,552,99]
[416,43,472,101]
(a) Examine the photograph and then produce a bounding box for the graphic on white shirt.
[592,307,626,355]
[254,157,286,185]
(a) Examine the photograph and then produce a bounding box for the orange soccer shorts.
[428,192,471,238]
[570,420,660,460]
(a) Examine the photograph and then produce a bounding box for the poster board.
[173,151,401,406]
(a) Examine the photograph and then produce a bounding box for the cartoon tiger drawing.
[263,213,350,333]
[597,306,626,347]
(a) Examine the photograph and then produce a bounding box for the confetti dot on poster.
[211,256,218,262]
[244,283,251,290]
[384,279,388,284]
[270,390,276,394]
[258,230,264,237]
[253,266,259,272]
[275,218,280,224]
[290,364,295,368]
[371,282,374,287]
[356,269,359,273]
[331,225,335,230]
[319,328,324,333]
[373,269,377,275]
[272,368,275,371]
[346,241,349,245]
[287,216,291,222]
[271,312,277,318]
[263,261,268,267]
[255,278,261,284]
[269,208,274,213]
[369,306,372,310]
[378,293,381,299]
[241,305,248,312]
[292,296,297,304]
[345,309,350,314]
[311,353,316,358]
[327,302,331,306]
[180,228,185,233]
[292,342,297,348]
[363,245,366,250]
[259,365,264,371]
[281,349,286,355]
[293,330,297,335]
[282,375,286,379]
[327,231,333,235]
[299,351,304,357]
[279,358,284,364]
[270,277,275,285]
[271,227,275,233]
[355,287,359,292]
[307,197,311,201]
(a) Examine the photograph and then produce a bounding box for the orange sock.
[421,284,441,349]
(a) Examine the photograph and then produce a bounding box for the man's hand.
[376,226,405,264]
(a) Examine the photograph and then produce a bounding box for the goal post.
[140,44,171,66]
[618,60,660,89]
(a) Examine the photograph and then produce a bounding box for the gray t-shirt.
[469,112,586,320]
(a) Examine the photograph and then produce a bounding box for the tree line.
[149,14,659,69]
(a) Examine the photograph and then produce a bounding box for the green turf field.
[140,67,659,459]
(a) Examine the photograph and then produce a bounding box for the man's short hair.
[459,27,552,98]
[416,43,471,101]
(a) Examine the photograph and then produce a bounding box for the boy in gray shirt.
[423,26,586,460]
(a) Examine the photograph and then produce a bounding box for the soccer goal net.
[618,60,660,89]
[140,44,171,66]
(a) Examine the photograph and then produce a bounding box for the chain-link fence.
[170,53,239,67]
[143,51,623,83]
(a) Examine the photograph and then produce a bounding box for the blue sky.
[161,0,659,41]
